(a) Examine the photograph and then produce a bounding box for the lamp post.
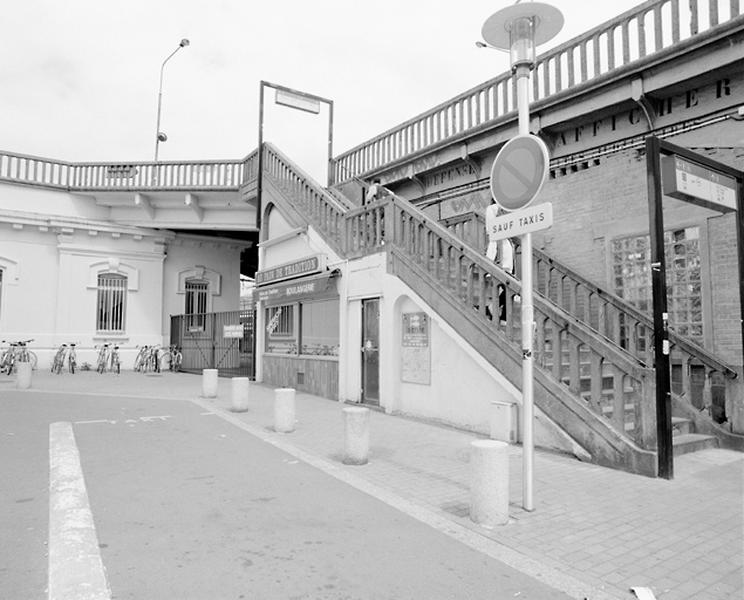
[154,38,190,162]
[480,2,563,512]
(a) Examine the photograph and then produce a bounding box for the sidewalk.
[4,370,742,600]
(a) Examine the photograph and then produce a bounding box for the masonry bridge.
[2,0,743,474]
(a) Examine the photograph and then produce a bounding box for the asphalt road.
[1,389,572,599]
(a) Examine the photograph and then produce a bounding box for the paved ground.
[1,370,742,600]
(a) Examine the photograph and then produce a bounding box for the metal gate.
[170,308,254,378]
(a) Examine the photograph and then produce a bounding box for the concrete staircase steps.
[673,432,719,456]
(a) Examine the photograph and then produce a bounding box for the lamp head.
[179,38,190,47]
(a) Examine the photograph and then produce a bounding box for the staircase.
[260,142,742,476]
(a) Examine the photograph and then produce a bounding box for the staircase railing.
[0,150,70,189]
[441,210,740,414]
[332,0,743,183]
[262,152,657,452]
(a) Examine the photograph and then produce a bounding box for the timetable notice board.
[401,312,430,385]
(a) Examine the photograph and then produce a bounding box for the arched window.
[185,278,209,331]
[97,273,127,332]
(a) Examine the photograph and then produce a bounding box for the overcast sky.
[2,0,644,182]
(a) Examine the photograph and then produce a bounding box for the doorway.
[361,298,380,405]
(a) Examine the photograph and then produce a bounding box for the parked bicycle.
[0,339,37,375]
[51,344,67,374]
[161,344,183,372]
[109,344,121,375]
[52,343,78,374]
[67,343,77,374]
[95,343,111,374]
[133,345,161,373]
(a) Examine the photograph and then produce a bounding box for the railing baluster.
[612,366,626,431]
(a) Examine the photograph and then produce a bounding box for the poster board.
[401,312,430,385]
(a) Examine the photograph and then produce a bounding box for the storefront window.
[265,299,339,356]
[301,299,340,356]
[265,304,297,354]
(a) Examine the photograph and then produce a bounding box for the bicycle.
[144,345,161,373]
[133,345,149,372]
[1,339,37,375]
[51,344,67,375]
[109,344,120,375]
[161,344,183,372]
[67,343,77,374]
[95,343,111,374]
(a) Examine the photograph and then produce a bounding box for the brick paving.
[4,370,742,600]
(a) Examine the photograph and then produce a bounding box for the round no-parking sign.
[489,134,550,212]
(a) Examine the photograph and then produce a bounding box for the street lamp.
[154,38,190,162]
[480,2,563,512]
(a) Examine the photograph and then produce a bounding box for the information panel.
[401,312,430,385]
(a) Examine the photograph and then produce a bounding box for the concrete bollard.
[16,362,32,389]
[230,377,250,412]
[201,369,219,398]
[469,439,510,527]
[274,388,296,433]
[343,406,370,465]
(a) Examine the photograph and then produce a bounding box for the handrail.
[441,210,739,405]
[264,150,657,447]
[0,149,259,192]
[332,0,743,183]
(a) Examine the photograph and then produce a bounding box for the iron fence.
[170,309,254,378]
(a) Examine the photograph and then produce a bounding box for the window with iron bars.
[185,279,209,331]
[97,273,127,333]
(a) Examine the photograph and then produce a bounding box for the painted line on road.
[48,422,111,600]
[189,397,620,600]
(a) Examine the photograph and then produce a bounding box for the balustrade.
[0,150,253,192]
[0,151,70,189]
[333,0,742,183]
[440,210,738,421]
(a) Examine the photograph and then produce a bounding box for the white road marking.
[73,415,173,426]
[48,422,110,600]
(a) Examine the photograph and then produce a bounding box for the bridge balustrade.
[0,149,259,192]
[332,0,742,183]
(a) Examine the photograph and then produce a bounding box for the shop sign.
[257,273,337,303]
[255,255,325,286]
[223,324,243,338]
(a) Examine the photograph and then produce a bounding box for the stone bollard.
[274,388,296,433]
[230,377,250,412]
[16,362,32,390]
[469,439,510,527]
[343,406,370,465]
[201,369,219,398]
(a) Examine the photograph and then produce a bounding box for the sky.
[1,0,645,183]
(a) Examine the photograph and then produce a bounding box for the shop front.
[256,256,341,399]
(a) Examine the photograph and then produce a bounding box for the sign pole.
[515,64,536,510]
[646,136,674,479]
[480,1,563,513]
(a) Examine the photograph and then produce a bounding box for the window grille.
[186,279,209,331]
[97,273,127,332]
